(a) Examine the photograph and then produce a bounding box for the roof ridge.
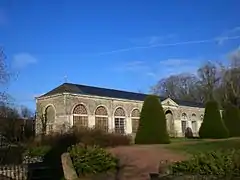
[40,82,204,108]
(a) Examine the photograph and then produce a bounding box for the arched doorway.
[165,110,174,135]
[181,113,187,136]
[45,105,55,134]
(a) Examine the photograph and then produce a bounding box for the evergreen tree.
[223,103,240,137]
[135,95,170,144]
[199,100,229,139]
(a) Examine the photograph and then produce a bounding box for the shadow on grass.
[167,138,240,154]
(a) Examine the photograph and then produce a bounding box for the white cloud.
[130,34,175,46]
[113,58,202,80]
[95,29,240,56]
[146,72,157,78]
[159,59,191,66]
[216,26,240,45]
[114,61,149,72]
[12,53,37,69]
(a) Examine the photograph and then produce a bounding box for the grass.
[170,137,203,143]
[166,138,240,155]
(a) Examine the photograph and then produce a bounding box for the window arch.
[95,106,108,132]
[131,109,140,133]
[45,105,55,134]
[191,113,197,121]
[114,107,126,134]
[73,104,88,128]
[181,113,187,120]
[200,114,204,121]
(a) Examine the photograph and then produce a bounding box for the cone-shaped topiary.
[223,103,240,137]
[135,95,170,144]
[199,100,229,139]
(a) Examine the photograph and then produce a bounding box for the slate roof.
[40,83,204,108]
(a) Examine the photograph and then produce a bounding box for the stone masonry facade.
[35,92,205,137]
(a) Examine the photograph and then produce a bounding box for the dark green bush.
[23,145,51,158]
[223,103,240,137]
[135,95,170,144]
[169,149,240,178]
[199,100,229,139]
[68,143,118,176]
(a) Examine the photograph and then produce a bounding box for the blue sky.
[0,0,240,111]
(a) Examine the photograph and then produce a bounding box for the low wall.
[61,152,78,180]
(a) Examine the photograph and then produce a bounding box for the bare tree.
[0,48,11,104]
[151,73,202,102]
[219,49,240,108]
[197,61,222,102]
[35,104,48,137]
[20,105,33,119]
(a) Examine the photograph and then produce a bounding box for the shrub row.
[23,128,131,179]
[23,127,132,162]
[168,149,240,178]
[32,127,132,148]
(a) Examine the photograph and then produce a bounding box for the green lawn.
[166,138,240,154]
[170,137,203,143]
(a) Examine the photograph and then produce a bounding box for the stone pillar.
[69,115,73,127]
[125,117,132,134]
[88,115,95,128]
[109,100,114,133]
[174,120,182,137]
[108,116,113,133]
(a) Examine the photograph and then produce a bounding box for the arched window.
[73,104,88,128]
[95,106,108,132]
[181,113,187,120]
[200,114,204,121]
[131,109,140,133]
[45,105,55,134]
[114,107,126,134]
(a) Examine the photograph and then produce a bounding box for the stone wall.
[36,93,205,137]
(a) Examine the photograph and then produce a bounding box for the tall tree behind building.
[151,52,240,108]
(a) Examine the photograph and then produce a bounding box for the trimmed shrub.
[169,149,240,178]
[199,100,229,139]
[223,103,240,137]
[68,143,118,177]
[135,95,170,144]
